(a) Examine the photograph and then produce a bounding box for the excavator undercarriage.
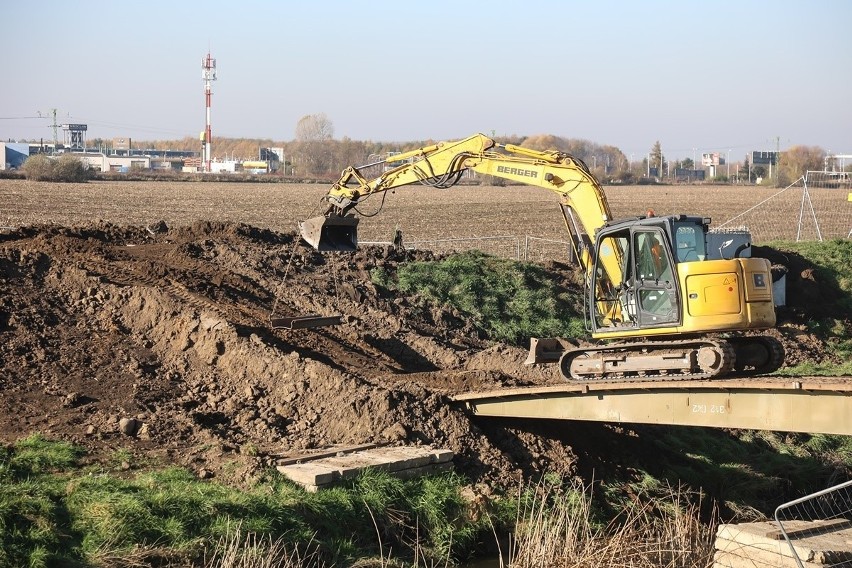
[528,336,784,381]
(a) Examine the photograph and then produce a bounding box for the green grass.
[0,436,497,567]
[603,426,852,518]
[777,239,852,307]
[374,250,586,345]
[776,359,852,376]
[765,239,852,374]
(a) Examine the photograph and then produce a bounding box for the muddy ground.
[0,218,842,489]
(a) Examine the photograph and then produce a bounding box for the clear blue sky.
[2,0,850,161]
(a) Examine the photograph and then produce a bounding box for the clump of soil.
[0,223,840,488]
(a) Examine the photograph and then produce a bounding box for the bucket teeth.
[299,215,359,252]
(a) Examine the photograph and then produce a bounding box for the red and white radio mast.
[201,52,217,172]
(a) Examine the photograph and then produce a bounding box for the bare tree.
[293,113,335,176]
[295,113,334,142]
[778,145,825,186]
[649,141,665,178]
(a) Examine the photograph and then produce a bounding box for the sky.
[2,0,850,161]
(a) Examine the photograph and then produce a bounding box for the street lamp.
[726,149,731,180]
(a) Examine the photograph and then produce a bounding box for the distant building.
[0,143,30,170]
[674,168,705,182]
[210,160,238,174]
[77,153,151,172]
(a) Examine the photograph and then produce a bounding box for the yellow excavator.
[299,133,784,381]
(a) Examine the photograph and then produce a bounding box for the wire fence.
[362,235,575,263]
[716,178,851,242]
[774,478,852,568]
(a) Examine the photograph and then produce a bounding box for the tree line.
[93,113,837,185]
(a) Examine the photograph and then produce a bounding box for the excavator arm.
[302,133,615,279]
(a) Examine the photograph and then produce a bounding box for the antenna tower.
[201,52,217,172]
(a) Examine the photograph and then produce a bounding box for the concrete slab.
[714,537,825,568]
[715,521,852,567]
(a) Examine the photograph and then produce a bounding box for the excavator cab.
[299,215,359,252]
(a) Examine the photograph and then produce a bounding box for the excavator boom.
[300,133,612,276]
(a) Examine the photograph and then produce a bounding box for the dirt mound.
[752,245,850,368]
[0,221,568,487]
[0,223,840,488]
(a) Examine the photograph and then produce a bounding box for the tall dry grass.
[203,525,327,568]
[508,478,716,568]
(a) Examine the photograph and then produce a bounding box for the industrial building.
[0,141,283,174]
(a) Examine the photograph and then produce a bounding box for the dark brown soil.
[0,222,844,488]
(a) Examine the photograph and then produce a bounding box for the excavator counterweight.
[299,215,359,252]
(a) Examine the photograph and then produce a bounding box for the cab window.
[674,224,705,262]
[634,231,673,283]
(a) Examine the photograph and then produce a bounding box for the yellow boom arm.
[318,133,614,276]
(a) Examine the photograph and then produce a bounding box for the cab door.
[632,229,680,327]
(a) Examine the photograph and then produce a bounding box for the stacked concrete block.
[276,445,454,492]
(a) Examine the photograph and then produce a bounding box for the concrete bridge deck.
[453,376,852,435]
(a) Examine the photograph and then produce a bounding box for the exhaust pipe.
[299,215,359,252]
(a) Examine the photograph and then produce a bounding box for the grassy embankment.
[386,241,852,375]
[768,240,852,376]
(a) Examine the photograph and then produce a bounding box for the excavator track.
[558,338,737,382]
[729,336,785,376]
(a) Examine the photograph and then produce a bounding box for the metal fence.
[774,478,852,567]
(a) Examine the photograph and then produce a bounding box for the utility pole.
[727,149,731,179]
[37,108,60,152]
[775,136,780,184]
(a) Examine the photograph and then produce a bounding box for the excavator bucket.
[525,337,575,365]
[299,215,359,252]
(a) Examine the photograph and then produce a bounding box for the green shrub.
[22,154,88,182]
[52,154,88,182]
[21,154,55,181]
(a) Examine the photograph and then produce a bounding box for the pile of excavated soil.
[0,222,841,488]
[0,221,572,487]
